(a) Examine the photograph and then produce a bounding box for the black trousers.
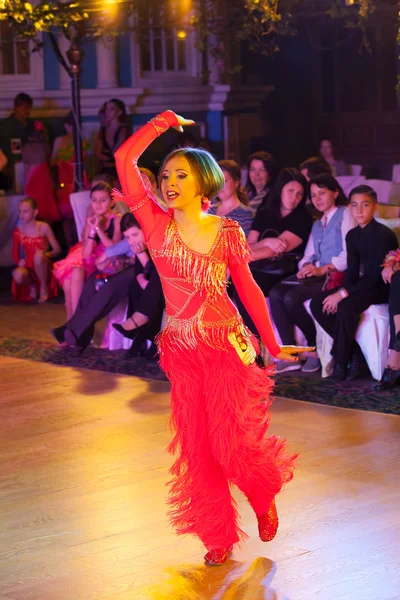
[234,270,284,335]
[269,276,325,346]
[389,270,400,349]
[66,266,163,345]
[310,285,390,366]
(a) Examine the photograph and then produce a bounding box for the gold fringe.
[158,219,228,300]
[157,313,246,352]
[154,218,253,354]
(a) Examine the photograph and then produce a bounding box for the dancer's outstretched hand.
[276,345,315,362]
[166,110,195,132]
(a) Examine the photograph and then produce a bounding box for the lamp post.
[66,42,85,191]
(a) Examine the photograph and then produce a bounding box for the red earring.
[201,196,210,211]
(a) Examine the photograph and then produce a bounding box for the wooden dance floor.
[1,353,400,600]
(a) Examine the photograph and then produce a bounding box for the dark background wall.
[240,2,399,178]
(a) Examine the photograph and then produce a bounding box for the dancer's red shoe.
[257,498,279,542]
[204,546,233,566]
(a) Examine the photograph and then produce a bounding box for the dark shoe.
[112,321,149,341]
[125,336,148,358]
[346,345,365,381]
[50,325,66,344]
[346,359,363,382]
[375,367,400,391]
[331,363,347,382]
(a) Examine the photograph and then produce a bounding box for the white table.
[0,194,24,266]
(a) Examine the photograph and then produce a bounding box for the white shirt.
[298,206,356,272]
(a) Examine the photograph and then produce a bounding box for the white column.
[96,38,118,89]
[59,35,71,90]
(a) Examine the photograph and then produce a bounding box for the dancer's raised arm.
[115,111,194,240]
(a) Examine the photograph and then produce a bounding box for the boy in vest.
[310,185,398,382]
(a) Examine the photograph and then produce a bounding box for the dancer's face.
[91,190,112,216]
[19,201,37,223]
[123,225,144,250]
[161,156,202,210]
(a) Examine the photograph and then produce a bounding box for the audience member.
[235,168,312,336]
[319,139,349,177]
[246,150,276,212]
[0,93,35,189]
[22,122,61,224]
[300,156,331,182]
[50,213,163,354]
[310,185,398,382]
[95,98,129,178]
[11,197,61,302]
[376,252,400,391]
[269,174,355,374]
[208,160,253,236]
[53,182,122,319]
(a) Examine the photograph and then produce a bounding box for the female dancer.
[12,197,60,302]
[115,111,310,566]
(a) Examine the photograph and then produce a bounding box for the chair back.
[69,190,91,240]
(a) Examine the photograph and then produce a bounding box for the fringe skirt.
[159,334,297,550]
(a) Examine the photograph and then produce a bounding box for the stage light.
[177,30,186,39]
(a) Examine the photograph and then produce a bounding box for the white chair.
[365,179,392,205]
[315,305,389,381]
[392,165,400,183]
[350,164,362,176]
[335,175,366,197]
[69,190,91,240]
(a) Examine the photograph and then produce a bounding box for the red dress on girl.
[53,217,117,287]
[12,225,59,302]
[115,112,297,552]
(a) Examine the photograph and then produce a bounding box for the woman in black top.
[235,168,313,336]
[95,98,129,178]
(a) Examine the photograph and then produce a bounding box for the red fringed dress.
[12,227,59,302]
[115,112,297,551]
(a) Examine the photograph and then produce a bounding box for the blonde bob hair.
[158,147,225,201]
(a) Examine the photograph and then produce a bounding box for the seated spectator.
[95,98,129,178]
[50,213,163,354]
[0,93,35,190]
[246,151,276,212]
[376,252,400,391]
[12,197,61,302]
[319,139,349,177]
[310,185,398,382]
[300,157,331,182]
[235,168,312,336]
[208,160,254,237]
[53,182,122,319]
[269,174,355,374]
